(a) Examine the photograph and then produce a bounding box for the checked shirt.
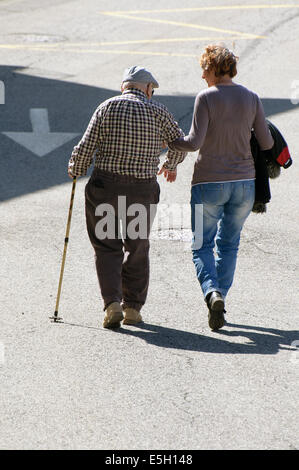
[68,88,187,178]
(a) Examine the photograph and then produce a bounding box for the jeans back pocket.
[201,183,224,204]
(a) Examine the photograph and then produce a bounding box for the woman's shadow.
[116,321,298,355]
[62,318,298,356]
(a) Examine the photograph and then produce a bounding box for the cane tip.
[49,312,63,323]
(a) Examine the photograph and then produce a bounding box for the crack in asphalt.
[241,11,299,62]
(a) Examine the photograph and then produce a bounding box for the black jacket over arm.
[250,119,292,213]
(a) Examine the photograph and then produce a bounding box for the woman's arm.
[253,96,274,150]
[169,93,209,152]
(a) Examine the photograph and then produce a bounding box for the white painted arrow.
[2,108,80,157]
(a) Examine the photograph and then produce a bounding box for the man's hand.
[158,165,177,182]
[68,168,74,179]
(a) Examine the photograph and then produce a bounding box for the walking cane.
[50,176,77,323]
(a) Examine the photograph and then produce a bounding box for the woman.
[162,45,274,330]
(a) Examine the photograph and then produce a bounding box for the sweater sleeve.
[169,92,209,152]
[158,106,187,170]
[253,95,274,150]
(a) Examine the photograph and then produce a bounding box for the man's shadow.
[115,321,298,356]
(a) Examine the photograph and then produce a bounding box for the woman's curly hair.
[200,45,239,78]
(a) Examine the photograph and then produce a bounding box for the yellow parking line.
[0,44,58,49]
[0,44,199,58]
[101,12,266,38]
[63,36,246,46]
[0,35,256,52]
[101,4,299,14]
[45,47,201,58]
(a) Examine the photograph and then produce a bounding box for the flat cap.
[122,65,159,88]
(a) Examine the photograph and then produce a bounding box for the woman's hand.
[158,165,177,183]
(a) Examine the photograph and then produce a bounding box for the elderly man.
[68,66,186,328]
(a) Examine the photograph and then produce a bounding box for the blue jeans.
[191,180,255,300]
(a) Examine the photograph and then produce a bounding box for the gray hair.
[122,81,148,90]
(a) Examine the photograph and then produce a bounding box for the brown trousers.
[85,169,160,311]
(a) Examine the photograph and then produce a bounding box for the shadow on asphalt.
[116,321,298,355]
[60,319,298,355]
[1,64,298,201]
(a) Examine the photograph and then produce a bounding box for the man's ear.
[146,84,151,99]
[121,83,124,92]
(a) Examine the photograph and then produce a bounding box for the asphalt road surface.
[0,0,298,450]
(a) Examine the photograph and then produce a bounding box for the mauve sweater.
[170,83,274,184]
